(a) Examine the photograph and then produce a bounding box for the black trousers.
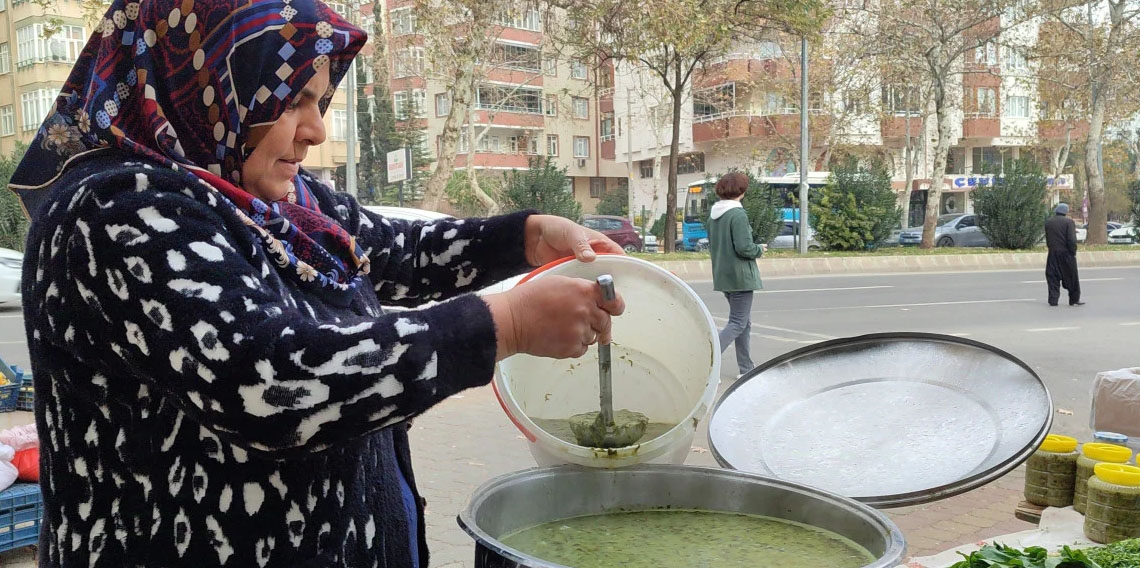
[1046,251,1081,305]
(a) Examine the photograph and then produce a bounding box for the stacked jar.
[1024,435,1080,508]
[1085,463,1140,543]
[1075,443,1134,514]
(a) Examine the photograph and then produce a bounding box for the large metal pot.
[458,465,907,568]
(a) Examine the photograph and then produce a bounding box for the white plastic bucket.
[494,255,721,468]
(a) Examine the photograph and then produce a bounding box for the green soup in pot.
[499,509,877,568]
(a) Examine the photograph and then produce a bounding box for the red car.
[581,215,643,252]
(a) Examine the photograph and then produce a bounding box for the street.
[0,266,1136,567]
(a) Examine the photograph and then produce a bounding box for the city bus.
[680,172,830,250]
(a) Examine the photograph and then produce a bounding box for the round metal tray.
[708,333,1053,508]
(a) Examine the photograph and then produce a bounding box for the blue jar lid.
[1094,431,1129,445]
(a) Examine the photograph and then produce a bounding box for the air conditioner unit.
[577,158,586,168]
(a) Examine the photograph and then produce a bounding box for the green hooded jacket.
[707,200,763,292]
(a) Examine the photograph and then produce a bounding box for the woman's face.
[241,65,330,202]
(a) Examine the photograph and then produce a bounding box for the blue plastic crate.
[0,384,18,413]
[15,376,32,412]
[0,483,43,553]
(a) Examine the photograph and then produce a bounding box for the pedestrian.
[1044,203,1084,306]
[707,172,766,378]
[9,0,624,565]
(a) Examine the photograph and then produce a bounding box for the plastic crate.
[15,375,32,412]
[0,384,17,413]
[0,483,43,553]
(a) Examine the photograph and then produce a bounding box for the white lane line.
[0,315,23,319]
[753,324,836,340]
[1020,278,1123,284]
[1026,327,1080,332]
[760,285,894,294]
[712,317,836,341]
[0,341,25,345]
[756,298,1037,312]
[1120,322,1140,327]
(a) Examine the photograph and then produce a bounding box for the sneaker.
[1070,301,1086,306]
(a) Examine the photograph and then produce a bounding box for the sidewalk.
[653,248,1140,280]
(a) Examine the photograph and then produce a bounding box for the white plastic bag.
[0,423,38,452]
[1090,368,1140,438]
[0,443,17,493]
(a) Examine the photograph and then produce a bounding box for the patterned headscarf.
[10,0,370,305]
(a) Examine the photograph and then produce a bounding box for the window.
[547,134,558,156]
[0,0,6,12]
[882,85,921,115]
[0,44,8,75]
[974,41,998,66]
[411,89,426,117]
[330,109,348,141]
[590,178,606,198]
[572,97,588,119]
[842,89,868,115]
[757,40,782,59]
[971,147,1003,174]
[394,91,409,119]
[391,8,416,35]
[570,60,588,80]
[694,84,735,119]
[639,159,653,179]
[974,87,997,116]
[327,2,347,16]
[20,88,57,131]
[496,8,542,31]
[946,147,966,175]
[677,152,705,175]
[17,24,85,66]
[394,48,424,78]
[1005,95,1029,118]
[435,93,451,117]
[543,56,557,76]
[1005,48,1028,71]
[601,112,614,140]
[491,43,541,73]
[544,94,557,116]
[573,136,589,158]
[508,136,537,154]
[475,84,543,114]
[764,92,789,115]
[0,106,12,136]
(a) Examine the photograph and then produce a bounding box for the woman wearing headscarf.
[9,0,623,565]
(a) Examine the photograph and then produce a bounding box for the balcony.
[1038,119,1090,141]
[694,58,794,89]
[453,151,538,169]
[880,116,923,138]
[470,107,545,129]
[962,113,1000,138]
[692,110,819,143]
[599,87,614,114]
[601,138,615,160]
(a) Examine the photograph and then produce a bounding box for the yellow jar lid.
[1095,463,1140,487]
[1039,434,1079,453]
[1083,442,1133,463]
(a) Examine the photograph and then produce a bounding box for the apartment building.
[0,0,352,183]
[613,18,1084,227]
[382,1,627,214]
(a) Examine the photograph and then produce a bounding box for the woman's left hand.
[524,215,624,266]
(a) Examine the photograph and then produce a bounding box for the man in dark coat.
[1044,203,1083,306]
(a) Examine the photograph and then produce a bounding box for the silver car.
[898,214,990,247]
[768,221,822,250]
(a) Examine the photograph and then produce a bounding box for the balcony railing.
[601,134,615,142]
[473,102,544,115]
[964,111,998,119]
[598,87,615,98]
[692,107,824,123]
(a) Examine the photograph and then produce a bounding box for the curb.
[653,249,1140,279]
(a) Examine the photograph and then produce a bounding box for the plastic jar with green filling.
[1085,463,1140,544]
[1075,443,1133,514]
[1024,434,1080,507]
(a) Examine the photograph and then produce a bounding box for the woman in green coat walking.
[708,172,766,378]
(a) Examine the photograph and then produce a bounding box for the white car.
[1108,225,1137,245]
[0,248,22,307]
[1077,222,1122,243]
[362,206,522,297]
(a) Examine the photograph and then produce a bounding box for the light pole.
[344,0,359,198]
[798,35,810,255]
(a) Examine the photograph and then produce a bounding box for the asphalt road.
[693,265,1140,439]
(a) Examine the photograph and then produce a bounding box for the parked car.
[0,248,22,307]
[898,214,991,247]
[637,228,659,253]
[582,215,643,252]
[1077,222,1124,243]
[1109,224,1138,245]
[768,221,822,250]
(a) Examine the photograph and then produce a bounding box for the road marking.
[753,324,836,340]
[760,285,894,294]
[711,318,836,341]
[1120,322,1140,327]
[0,315,23,319]
[754,298,1037,313]
[1021,278,1123,284]
[0,341,25,345]
[1026,327,1080,332]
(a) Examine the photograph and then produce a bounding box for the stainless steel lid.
[708,333,1053,508]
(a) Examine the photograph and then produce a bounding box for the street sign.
[387,148,410,183]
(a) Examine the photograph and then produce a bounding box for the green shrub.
[807,156,900,251]
[971,158,1049,250]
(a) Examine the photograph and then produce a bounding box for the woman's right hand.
[482,276,625,361]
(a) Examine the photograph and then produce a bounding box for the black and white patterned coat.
[22,151,532,566]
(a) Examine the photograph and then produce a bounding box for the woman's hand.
[524,215,624,266]
[483,276,626,361]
